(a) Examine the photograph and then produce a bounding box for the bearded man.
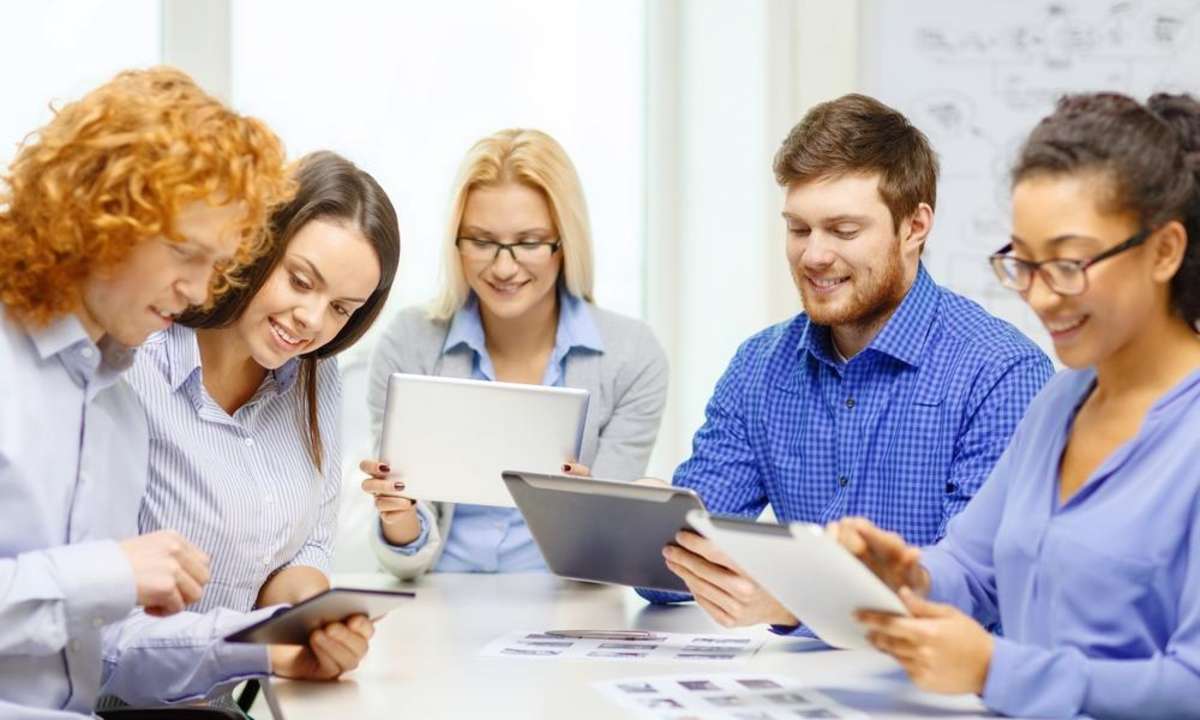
[640,94,1053,633]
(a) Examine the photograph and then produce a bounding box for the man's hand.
[119,530,210,616]
[663,530,797,628]
[270,615,375,681]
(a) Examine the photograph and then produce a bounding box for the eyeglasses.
[456,237,561,264]
[988,228,1152,296]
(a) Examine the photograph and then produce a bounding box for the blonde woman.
[360,129,668,576]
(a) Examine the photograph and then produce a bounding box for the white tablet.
[687,511,908,650]
[379,373,589,507]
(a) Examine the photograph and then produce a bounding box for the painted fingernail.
[379,464,391,473]
[562,464,571,472]
[393,481,405,491]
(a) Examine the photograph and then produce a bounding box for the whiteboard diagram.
[860,0,1200,356]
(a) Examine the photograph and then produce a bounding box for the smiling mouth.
[806,275,850,293]
[269,318,307,349]
[1044,315,1088,337]
[486,279,529,295]
[150,305,180,323]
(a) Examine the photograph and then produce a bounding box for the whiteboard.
[860,0,1200,357]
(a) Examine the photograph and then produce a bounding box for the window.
[231,0,647,324]
[0,1,160,168]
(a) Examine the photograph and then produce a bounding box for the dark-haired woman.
[830,92,1200,719]
[124,150,401,681]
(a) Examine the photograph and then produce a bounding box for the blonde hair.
[430,128,594,320]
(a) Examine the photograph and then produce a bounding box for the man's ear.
[900,202,935,257]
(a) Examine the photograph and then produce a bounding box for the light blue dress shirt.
[922,368,1200,719]
[0,309,268,719]
[126,324,341,612]
[403,289,604,573]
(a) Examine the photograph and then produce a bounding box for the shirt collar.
[867,263,939,367]
[165,324,204,391]
[165,323,301,394]
[29,314,135,388]
[801,263,940,369]
[442,286,605,358]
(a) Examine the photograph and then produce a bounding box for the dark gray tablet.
[225,587,415,645]
[502,471,705,593]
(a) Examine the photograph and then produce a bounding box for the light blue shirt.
[0,309,267,718]
[127,324,341,612]
[922,368,1200,719]
[404,289,604,573]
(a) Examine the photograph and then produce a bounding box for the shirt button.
[837,475,849,488]
[262,556,271,566]
[79,346,95,360]
[244,436,255,447]
[845,397,856,409]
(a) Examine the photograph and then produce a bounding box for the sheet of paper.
[593,673,867,720]
[480,630,765,664]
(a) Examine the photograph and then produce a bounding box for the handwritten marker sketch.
[862,0,1200,358]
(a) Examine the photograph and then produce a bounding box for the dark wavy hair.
[1012,92,1200,330]
[180,150,401,470]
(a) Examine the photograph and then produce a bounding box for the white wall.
[642,0,860,479]
[0,1,160,168]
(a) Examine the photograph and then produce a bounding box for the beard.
[797,242,909,332]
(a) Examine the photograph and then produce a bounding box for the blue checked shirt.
[640,265,1053,607]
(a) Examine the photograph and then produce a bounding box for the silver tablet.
[687,511,908,649]
[380,373,589,507]
[502,472,705,592]
[224,587,415,645]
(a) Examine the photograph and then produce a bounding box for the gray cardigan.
[367,302,669,578]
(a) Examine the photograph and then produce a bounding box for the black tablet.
[224,587,415,645]
[502,471,704,593]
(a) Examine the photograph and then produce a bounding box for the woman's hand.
[270,615,375,681]
[561,462,590,476]
[360,459,420,546]
[826,516,930,595]
[858,587,993,695]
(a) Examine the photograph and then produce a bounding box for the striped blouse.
[126,324,341,613]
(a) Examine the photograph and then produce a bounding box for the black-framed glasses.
[455,237,561,264]
[988,227,1153,296]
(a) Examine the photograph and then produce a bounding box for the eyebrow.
[460,225,554,238]
[780,213,870,225]
[1009,232,1102,249]
[292,254,369,304]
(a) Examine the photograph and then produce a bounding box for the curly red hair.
[0,66,294,326]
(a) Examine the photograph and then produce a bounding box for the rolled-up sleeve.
[0,540,135,657]
[100,606,276,705]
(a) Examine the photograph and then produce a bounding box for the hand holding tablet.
[226,587,415,645]
[687,512,909,650]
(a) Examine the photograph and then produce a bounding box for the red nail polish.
[562,464,571,472]
[380,464,391,473]
[393,481,405,491]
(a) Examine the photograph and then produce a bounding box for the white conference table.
[262,572,994,719]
